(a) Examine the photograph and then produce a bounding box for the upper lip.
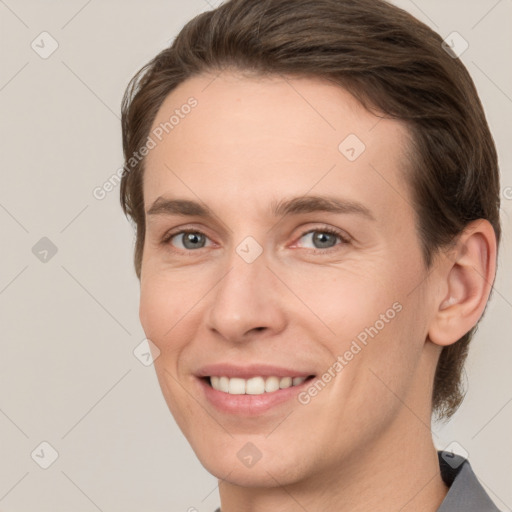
[195,363,315,379]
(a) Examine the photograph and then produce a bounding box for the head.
[120,0,500,487]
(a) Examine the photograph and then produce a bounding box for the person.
[119,0,503,510]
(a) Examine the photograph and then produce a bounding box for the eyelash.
[293,226,350,253]
[161,226,350,255]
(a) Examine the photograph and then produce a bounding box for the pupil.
[184,232,204,249]
[314,232,335,248]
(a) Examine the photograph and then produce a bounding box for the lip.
[196,375,316,416]
[195,363,314,379]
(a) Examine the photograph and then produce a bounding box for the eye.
[164,230,213,251]
[295,227,349,251]
[161,226,349,254]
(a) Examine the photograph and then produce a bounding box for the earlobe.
[428,219,497,347]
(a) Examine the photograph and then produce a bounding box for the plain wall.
[0,0,511,510]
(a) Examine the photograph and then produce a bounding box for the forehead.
[144,71,413,221]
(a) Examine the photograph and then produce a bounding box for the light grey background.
[0,0,511,511]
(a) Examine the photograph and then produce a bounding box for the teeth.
[265,376,280,393]
[209,375,309,395]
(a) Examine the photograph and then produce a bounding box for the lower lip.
[197,377,315,416]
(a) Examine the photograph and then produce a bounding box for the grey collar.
[436,450,501,511]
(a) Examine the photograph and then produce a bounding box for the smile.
[197,374,317,416]
[207,375,315,395]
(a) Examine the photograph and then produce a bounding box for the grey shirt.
[213,450,501,511]
[436,450,501,511]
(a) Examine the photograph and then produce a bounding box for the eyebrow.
[146,195,375,221]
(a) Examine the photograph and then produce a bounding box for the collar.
[436,450,501,511]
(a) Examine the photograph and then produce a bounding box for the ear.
[428,219,497,347]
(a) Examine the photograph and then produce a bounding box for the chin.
[194,441,312,488]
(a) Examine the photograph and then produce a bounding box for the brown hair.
[120,0,501,420]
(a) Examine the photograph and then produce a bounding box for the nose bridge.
[206,240,285,341]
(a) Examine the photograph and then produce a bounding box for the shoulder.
[436,450,502,512]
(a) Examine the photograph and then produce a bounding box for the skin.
[139,71,496,512]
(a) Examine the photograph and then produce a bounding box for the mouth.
[201,375,316,395]
[197,374,317,416]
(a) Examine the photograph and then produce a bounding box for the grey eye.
[298,230,340,249]
[172,231,208,250]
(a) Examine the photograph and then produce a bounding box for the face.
[139,72,440,487]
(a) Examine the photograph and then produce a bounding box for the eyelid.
[291,225,351,250]
[161,224,351,253]
[162,228,215,248]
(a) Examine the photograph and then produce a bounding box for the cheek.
[289,264,399,340]
[331,288,428,428]
[139,281,163,344]
[299,261,421,384]
[139,275,201,429]
[139,275,186,350]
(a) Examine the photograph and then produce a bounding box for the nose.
[205,248,287,343]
